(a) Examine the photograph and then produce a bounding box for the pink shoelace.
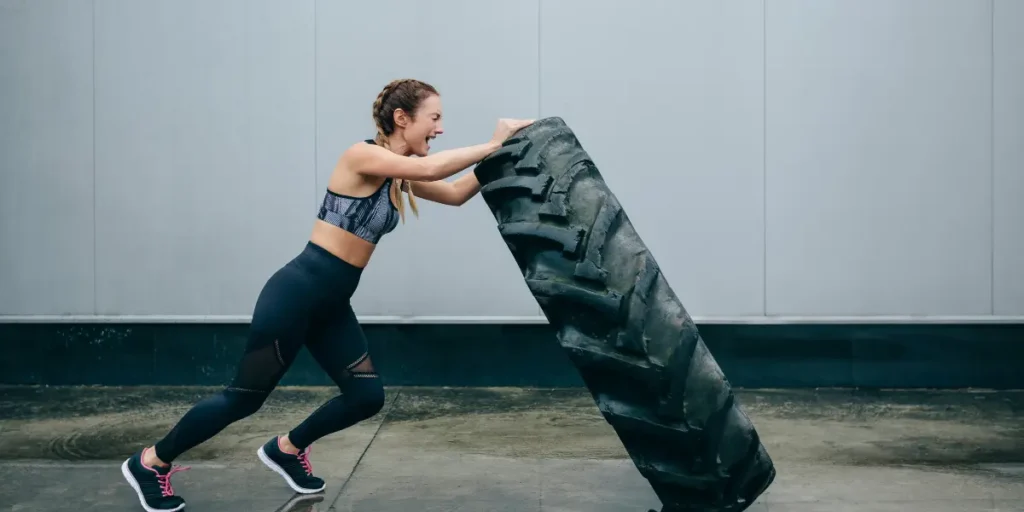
[158,465,191,497]
[297,446,313,475]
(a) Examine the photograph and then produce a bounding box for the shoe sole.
[120,458,186,512]
[257,446,326,494]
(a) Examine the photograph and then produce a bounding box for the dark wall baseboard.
[2,322,1022,389]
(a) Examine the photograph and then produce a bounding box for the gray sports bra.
[316,140,400,244]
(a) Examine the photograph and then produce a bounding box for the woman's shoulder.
[341,138,378,156]
[337,139,392,178]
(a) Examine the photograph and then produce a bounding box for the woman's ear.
[393,108,410,129]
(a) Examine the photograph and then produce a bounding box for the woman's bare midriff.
[309,220,377,269]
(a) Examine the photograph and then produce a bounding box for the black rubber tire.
[473,117,776,512]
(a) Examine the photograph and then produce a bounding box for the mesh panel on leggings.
[228,341,290,392]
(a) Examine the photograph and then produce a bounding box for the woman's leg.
[289,302,386,447]
[153,266,314,463]
[149,330,305,463]
[121,263,315,511]
[255,302,385,494]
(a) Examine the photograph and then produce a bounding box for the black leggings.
[153,242,385,463]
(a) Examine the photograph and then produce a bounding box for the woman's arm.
[410,173,481,206]
[344,118,534,183]
[344,141,500,182]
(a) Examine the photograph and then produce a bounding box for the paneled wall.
[1,0,1021,321]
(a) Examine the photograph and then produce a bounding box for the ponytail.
[373,126,418,223]
[372,78,428,223]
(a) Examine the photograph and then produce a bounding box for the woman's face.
[401,94,444,157]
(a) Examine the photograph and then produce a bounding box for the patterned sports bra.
[316,140,400,244]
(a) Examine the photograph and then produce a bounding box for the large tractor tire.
[473,117,776,512]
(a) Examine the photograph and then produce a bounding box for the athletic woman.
[120,78,534,512]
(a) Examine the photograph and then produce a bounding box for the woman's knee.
[348,374,385,418]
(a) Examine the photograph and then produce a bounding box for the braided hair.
[371,78,439,222]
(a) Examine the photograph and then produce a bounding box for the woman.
[121,77,534,512]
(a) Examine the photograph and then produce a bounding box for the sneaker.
[257,436,326,494]
[120,448,190,512]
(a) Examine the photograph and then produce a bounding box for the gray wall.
[1,0,1022,322]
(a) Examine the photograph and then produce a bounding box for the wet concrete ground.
[0,385,1022,511]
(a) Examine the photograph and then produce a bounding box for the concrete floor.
[0,385,1022,511]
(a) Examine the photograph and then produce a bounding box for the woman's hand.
[490,118,535,145]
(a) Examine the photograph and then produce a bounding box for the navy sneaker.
[258,436,326,494]
[120,448,189,511]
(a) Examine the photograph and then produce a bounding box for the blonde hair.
[371,78,439,223]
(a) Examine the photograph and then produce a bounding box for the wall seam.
[762,0,768,317]
[313,0,319,211]
[5,314,1023,325]
[991,0,996,315]
[537,0,542,120]
[91,0,98,315]
[537,0,544,319]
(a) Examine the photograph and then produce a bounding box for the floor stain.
[1,385,1021,472]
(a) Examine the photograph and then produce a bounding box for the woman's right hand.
[491,118,535,145]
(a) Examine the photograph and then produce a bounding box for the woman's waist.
[309,220,377,269]
[285,231,367,297]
